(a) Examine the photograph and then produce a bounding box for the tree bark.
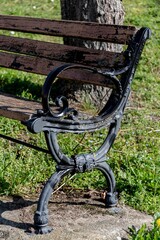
[57,0,124,107]
[61,0,124,51]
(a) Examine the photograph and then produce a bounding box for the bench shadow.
[49,197,107,209]
[0,76,42,100]
[0,194,109,232]
[0,196,37,231]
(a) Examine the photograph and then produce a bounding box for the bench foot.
[35,225,53,234]
[95,161,118,207]
[34,209,53,234]
[105,192,118,207]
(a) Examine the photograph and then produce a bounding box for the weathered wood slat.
[0,15,137,44]
[0,93,42,121]
[0,35,125,68]
[0,52,116,88]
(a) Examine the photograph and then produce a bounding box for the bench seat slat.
[0,93,42,121]
[0,52,116,88]
[0,15,137,44]
[0,35,125,68]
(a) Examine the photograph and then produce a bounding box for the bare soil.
[0,190,153,240]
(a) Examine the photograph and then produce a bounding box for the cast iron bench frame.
[0,15,151,234]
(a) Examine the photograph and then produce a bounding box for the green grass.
[0,0,61,19]
[0,0,159,217]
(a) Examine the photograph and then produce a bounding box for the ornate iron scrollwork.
[26,64,124,134]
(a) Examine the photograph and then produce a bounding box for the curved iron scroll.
[42,64,122,117]
[27,64,124,134]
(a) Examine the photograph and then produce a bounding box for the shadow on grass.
[0,74,43,100]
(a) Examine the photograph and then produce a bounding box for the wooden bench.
[0,15,151,234]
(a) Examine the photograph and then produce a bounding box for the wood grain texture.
[0,93,42,121]
[0,52,116,88]
[0,15,137,44]
[0,35,125,68]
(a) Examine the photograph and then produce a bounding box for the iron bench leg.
[34,160,118,233]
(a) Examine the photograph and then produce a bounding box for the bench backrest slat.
[0,15,136,44]
[0,35,125,69]
[0,52,114,88]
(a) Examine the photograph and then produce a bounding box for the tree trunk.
[57,0,124,107]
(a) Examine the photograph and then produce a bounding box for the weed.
[128,213,160,240]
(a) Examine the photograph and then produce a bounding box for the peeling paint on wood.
[0,15,136,44]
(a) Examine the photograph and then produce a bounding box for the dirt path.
[0,192,153,240]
